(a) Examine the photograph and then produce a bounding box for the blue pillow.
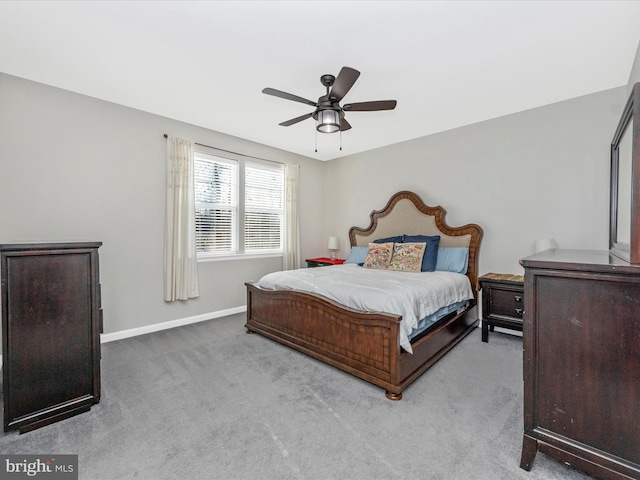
[345,246,369,265]
[373,235,404,244]
[403,235,440,272]
[435,247,469,274]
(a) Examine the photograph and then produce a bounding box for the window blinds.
[194,155,237,254]
[245,162,284,252]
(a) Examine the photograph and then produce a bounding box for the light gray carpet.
[0,314,593,480]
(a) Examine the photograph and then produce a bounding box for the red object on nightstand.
[305,257,345,267]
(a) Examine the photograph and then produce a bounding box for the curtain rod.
[163,134,284,166]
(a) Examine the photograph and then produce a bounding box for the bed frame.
[245,190,483,400]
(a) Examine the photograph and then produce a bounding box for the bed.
[245,190,483,400]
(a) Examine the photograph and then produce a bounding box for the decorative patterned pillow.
[388,242,427,272]
[363,242,394,270]
[403,235,440,272]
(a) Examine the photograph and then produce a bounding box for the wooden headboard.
[348,190,483,297]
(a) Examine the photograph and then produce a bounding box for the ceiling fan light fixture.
[316,109,340,133]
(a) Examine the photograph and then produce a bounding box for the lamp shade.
[317,110,340,133]
[327,236,339,250]
[534,238,557,253]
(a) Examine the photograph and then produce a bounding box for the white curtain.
[164,136,199,301]
[283,163,300,270]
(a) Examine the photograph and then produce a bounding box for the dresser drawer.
[488,287,524,319]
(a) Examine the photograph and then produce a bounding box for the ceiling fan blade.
[343,100,397,112]
[340,118,352,131]
[279,112,313,127]
[262,88,317,107]
[330,67,360,102]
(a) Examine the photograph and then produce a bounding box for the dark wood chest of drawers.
[1,242,102,433]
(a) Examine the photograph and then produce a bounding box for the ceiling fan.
[262,66,397,135]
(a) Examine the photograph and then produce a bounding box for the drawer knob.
[515,308,523,317]
[514,295,522,302]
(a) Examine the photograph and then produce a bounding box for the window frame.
[193,146,284,262]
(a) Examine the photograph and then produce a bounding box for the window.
[245,162,284,252]
[194,150,284,258]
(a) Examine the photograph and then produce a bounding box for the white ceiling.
[1,1,640,161]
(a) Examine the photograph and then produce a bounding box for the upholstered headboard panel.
[350,198,471,248]
[348,191,483,295]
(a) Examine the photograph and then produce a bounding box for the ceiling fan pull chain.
[340,128,342,151]
[315,129,318,153]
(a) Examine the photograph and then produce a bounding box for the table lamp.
[328,236,339,259]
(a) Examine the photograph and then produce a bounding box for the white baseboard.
[100,306,247,344]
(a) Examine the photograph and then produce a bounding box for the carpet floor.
[0,314,594,480]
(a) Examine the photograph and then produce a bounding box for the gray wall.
[322,87,627,275]
[0,73,324,336]
[1,36,638,342]
[323,38,640,275]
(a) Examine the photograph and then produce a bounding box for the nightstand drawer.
[488,288,524,319]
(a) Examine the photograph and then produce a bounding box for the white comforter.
[255,263,474,353]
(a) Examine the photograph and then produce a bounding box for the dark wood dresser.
[519,249,640,479]
[1,242,102,433]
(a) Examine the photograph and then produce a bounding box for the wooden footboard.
[245,282,478,399]
[245,282,403,388]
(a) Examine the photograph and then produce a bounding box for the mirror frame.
[610,82,640,263]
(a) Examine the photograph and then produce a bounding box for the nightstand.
[479,273,524,343]
[305,257,345,268]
